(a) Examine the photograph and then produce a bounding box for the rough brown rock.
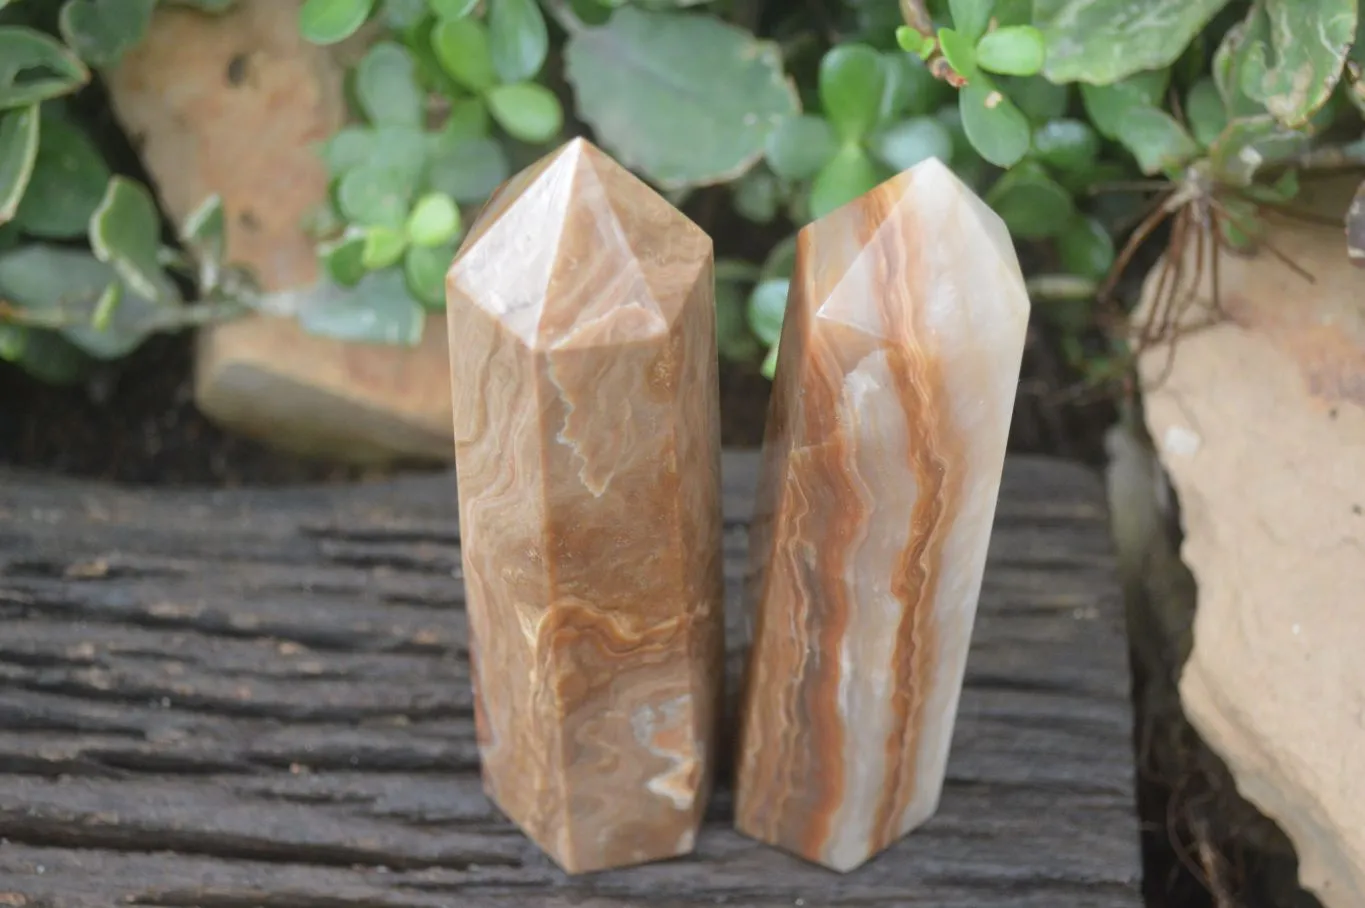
[107,0,453,464]
[1135,188,1365,908]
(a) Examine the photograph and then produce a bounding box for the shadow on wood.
[0,451,1140,907]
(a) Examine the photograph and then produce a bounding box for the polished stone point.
[445,138,725,875]
[732,157,1030,872]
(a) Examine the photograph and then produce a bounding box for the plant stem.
[540,0,585,35]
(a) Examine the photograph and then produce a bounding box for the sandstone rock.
[445,139,725,874]
[107,0,453,464]
[1135,189,1365,908]
[733,158,1030,872]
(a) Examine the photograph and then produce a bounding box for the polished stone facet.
[444,138,724,875]
[733,158,1030,872]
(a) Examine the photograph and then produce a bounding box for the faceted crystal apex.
[447,137,712,352]
[806,156,1029,342]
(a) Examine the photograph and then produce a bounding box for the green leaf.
[59,0,157,67]
[13,112,109,238]
[362,224,407,269]
[319,232,367,286]
[763,114,837,181]
[1212,5,1271,118]
[984,160,1074,239]
[1030,118,1097,173]
[298,267,425,345]
[179,193,226,287]
[760,337,779,378]
[89,176,179,304]
[1206,114,1310,186]
[0,26,89,109]
[733,168,779,223]
[714,274,761,362]
[959,80,1030,167]
[383,0,429,29]
[563,7,800,189]
[896,26,937,59]
[867,116,953,171]
[1185,77,1227,147]
[406,191,461,245]
[746,278,789,346]
[1033,0,1231,84]
[879,52,948,120]
[429,0,478,18]
[299,0,374,44]
[975,25,1045,76]
[0,324,91,385]
[949,0,995,42]
[1113,107,1199,174]
[1242,0,1356,127]
[760,233,798,282]
[0,244,164,359]
[1058,214,1114,279]
[426,136,508,202]
[404,239,457,308]
[0,104,38,224]
[937,28,978,79]
[1000,75,1069,121]
[338,159,419,229]
[1079,70,1169,139]
[355,41,423,127]
[431,18,495,91]
[442,97,490,140]
[486,81,562,143]
[819,44,886,142]
[487,0,548,83]
[809,144,882,219]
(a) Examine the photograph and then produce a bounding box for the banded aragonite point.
[733,157,1030,872]
[445,138,725,875]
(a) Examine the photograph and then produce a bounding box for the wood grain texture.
[445,138,724,874]
[736,160,1031,872]
[0,453,1140,907]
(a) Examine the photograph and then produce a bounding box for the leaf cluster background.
[1,0,1362,388]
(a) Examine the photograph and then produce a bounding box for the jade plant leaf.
[1185,77,1228,147]
[1080,70,1169,139]
[937,28,978,79]
[430,0,479,18]
[746,277,789,346]
[763,114,837,181]
[426,135,508,202]
[733,169,778,223]
[0,26,89,109]
[0,323,91,385]
[488,0,548,82]
[59,0,157,66]
[1033,0,1232,84]
[809,144,882,219]
[1114,107,1199,175]
[405,191,461,246]
[0,244,164,359]
[959,81,1031,167]
[563,7,799,189]
[90,176,179,305]
[819,43,887,142]
[975,26,1046,76]
[1058,214,1115,278]
[13,112,109,238]
[867,116,953,171]
[949,0,995,42]
[985,159,1075,239]
[299,0,375,45]
[356,41,424,127]
[361,225,407,269]
[486,82,562,143]
[431,17,495,91]
[0,104,38,224]
[404,238,458,308]
[319,231,367,286]
[1030,118,1098,174]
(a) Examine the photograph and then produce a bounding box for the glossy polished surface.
[733,158,1029,872]
[445,138,724,875]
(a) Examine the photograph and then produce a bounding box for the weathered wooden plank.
[0,452,1140,906]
